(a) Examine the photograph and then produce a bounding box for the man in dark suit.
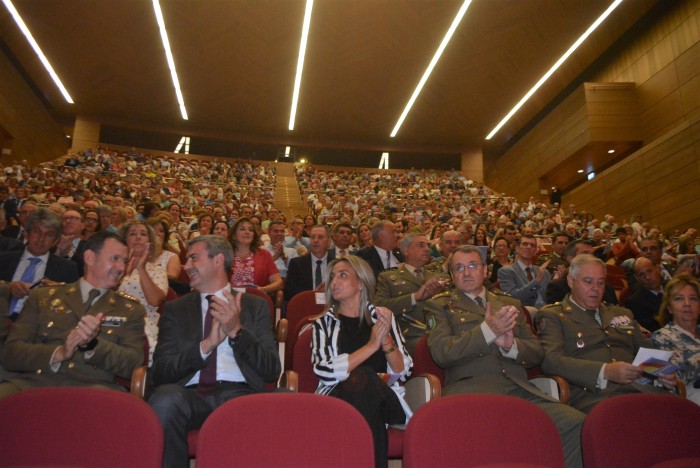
[497,234,551,308]
[1,201,36,240]
[0,209,23,252]
[0,232,145,399]
[354,220,404,278]
[425,246,584,467]
[625,257,663,332]
[0,208,79,320]
[149,235,281,468]
[283,225,334,301]
[545,240,618,305]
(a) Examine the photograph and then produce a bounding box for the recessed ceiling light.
[390,0,473,138]
[485,0,623,140]
[3,0,73,103]
[577,169,584,173]
[587,172,596,181]
[289,0,315,131]
[607,149,615,154]
[153,0,188,120]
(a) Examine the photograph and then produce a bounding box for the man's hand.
[53,313,104,364]
[494,329,514,350]
[9,280,31,299]
[212,290,243,338]
[535,261,549,282]
[272,242,285,260]
[484,303,518,336]
[604,361,642,384]
[415,276,446,301]
[658,371,677,390]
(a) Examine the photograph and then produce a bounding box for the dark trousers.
[329,366,405,468]
[149,382,255,468]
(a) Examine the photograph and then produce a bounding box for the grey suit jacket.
[497,262,551,307]
[425,289,550,400]
[151,289,280,392]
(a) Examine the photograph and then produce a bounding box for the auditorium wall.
[486,0,699,233]
[0,47,68,165]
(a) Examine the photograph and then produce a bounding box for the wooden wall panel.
[486,0,699,234]
[0,49,67,164]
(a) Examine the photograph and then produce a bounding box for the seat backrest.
[292,321,321,393]
[403,393,565,468]
[196,393,374,468]
[582,393,700,468]
[412,335,445,385]
[0,387,163,468]
[284,291,326,369]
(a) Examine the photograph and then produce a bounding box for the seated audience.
[227,217,282,295]
[284,225,334,301]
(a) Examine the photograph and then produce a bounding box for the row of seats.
[1,387,698,468]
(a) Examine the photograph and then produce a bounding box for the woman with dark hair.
[356,223,373,249]
[488,235,512,284]
[189,211,214,240]
[652,274,700,405]
[212,220,230,238]
[311,255,412,468]
[302,214,316,238]
[227,217,282,294]
[82,209,102,238]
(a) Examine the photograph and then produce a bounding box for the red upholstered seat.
[282,290,325,370]
[0,387,163,468]
[196,393,374,468]
[403,394,565,468]
[582,393,700,468]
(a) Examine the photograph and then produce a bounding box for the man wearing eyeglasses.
[0,208,79,321]
[425,245,584,468]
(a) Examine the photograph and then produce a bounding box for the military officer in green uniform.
[0,232,145,399]
[538,254,677,413]
[375,232,448,354]
[425,245,585,468]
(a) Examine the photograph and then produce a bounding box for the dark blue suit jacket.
[283,252,335,302]
[0,250,79,284]
[354,246,404,279]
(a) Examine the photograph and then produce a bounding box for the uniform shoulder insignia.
[384,267,399,272]
[491,289,513,298]
[432,291,451,300]
[540,302,561,310]
[117,291,140,302]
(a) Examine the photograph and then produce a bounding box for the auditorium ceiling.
[1,0,658,159]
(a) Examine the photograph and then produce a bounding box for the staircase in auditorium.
[274,162,305,219]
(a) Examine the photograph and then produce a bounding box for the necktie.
[474,296,486,310]
[314,260,323,288]
[386,251,392,269]
[9,257,41,317]
[198,295,217,396]
[526,267,533,281]
[83,288,100,312]
[587,309,602,326]
[414,268,424,282]
[339,249,346,258]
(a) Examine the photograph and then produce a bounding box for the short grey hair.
[568,254,606,279]
[187,235,234,272]
[370,220,393,243]
[399,232,425,254]
[448,245,486,272]
[25,208,62,237]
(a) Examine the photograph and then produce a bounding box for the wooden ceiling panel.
[0,0,659,155]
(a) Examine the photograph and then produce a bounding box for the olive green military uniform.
[0,281,145,398]
[537,294,672,413]
[536,252,568,275]
[425,288,585,468]
[375,265,448,354]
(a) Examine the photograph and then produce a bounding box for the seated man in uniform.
[0,231,145,399]
[425,245,585,468]
[149,235,281,468]
[374,232,448,354]
[538,254,676,413]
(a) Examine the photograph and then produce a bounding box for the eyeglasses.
[63,216,81,222]
[84,218,99,223]
[640,246,659,252]
[453,262,483,273]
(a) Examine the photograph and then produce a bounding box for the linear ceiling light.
[153,0,188,120]
[485,0,623,140]
[390,0,472,138]
[3,0,73,103]
[289,0,314,131]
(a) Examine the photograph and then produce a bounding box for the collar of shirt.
[516,259,532,271]
[463,290,486,304]
[200,286,232,311]
[79,278,108,303]
[311,253,328,263]
[568,296,599,315]
[20,249,50,264]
